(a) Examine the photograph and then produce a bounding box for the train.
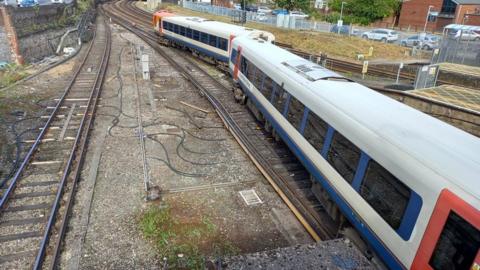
[152,11,274,64]
[153,12,480,270]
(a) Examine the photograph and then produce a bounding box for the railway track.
[104,0,338,241]
[0,14,111,269]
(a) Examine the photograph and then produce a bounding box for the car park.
[401,34,440,50]
[272,9,288,15]
[330,25,350,35]
[256,12,268,22]
[257,6,272,14]
[454,29,480,41]
[362,29,399,43]
[245,5,258,12]
[289,11,309,19]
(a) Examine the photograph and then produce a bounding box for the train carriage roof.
[233,36,480,200]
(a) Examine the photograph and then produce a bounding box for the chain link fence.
[183,1,353,35]
[432,34,480,67]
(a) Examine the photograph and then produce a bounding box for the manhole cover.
[239,189,263,205]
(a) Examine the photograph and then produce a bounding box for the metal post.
[423,5,433,33]
[396,63,403,84]
[338,1,346,34]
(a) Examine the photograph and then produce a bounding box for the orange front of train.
[152,10,176,34]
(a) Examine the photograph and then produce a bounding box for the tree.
[274,0,310,12]
[329,0,400,25]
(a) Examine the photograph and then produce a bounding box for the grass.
[152,3,415,61]
[139,205,239,269]
[0,64,28,89]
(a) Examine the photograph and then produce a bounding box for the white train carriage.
[229,36,480,270]
[159,16,274,62]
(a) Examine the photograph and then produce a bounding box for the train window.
[241,57,248,75]
[261,76,273,100]
[303,112,328,151]
[230,49,237,63]
[286,96,305,130]
[193,30,200,41]
[219,38,228,51]
[162,21,168,30]
[429,211,480,270]
[180,26,186,36]
[200,32,208,44]
[246,62,257,84]
[359,160,410,229]
[209,35,217,47]
[186,28,192,38]
[272,85,287,112]
[173,24,178,34]
[253,69,265,90]
[327,132,361,183]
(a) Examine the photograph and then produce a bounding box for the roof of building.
[452,0,480,5]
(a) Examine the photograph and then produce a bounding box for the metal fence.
[432,35,480,67]
[182,1,350,35]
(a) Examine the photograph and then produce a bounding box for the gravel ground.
[60,23,312,269]
[0,48,87,188]
[217,238,375,270]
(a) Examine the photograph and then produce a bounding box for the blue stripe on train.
[237,78,405,270]
[163,34,229,62]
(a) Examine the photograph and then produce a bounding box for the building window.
[359,160,411,229]
[441,0,456,14]
[327,132,361,183]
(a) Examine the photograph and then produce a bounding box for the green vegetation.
[77,0,94,13]
[139,205,238,269]
[328,0,401,25]
[273,0,310,12]
[0,64,28,89]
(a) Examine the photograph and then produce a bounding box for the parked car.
[256,12,268,21]
[289,11,309,19]
[1,0,17,5]
[245,5,258,12]
[362,29,399,43]
[401,34,440,50]
[272,9,288,15]
[330,25,350,35]
[233,3,241,10]
[257,6,272,14]
[453,29,480,41]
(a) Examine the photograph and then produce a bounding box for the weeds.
[0,64,28,89]
[139,205,238,269]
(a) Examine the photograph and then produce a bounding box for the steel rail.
[44,14,112,270]
[0,18,99,210]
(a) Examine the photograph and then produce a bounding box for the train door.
[412,189,479,270]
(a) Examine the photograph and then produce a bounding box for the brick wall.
[455,5,480,25]
[398,0,443,32]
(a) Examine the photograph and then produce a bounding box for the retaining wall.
[0,4,78,64]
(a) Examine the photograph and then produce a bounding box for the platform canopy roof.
[452,0,480,4]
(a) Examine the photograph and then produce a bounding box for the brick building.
[398,0,480,32]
